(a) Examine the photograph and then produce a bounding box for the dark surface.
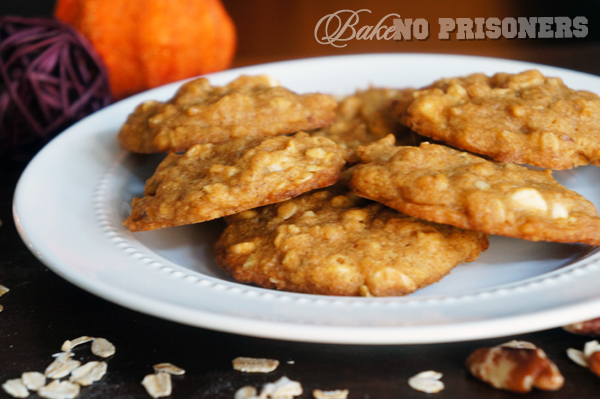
[3,7,600,395]
[1,152,600,398]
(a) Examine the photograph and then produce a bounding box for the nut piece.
[511,188,547,212]
[260,376,303,399]
[69,361,107,386]
[91,338,116,358]
[566,340,600,378]
[2,379,29,398]
[233,357,279,373]
[45,352,81,379]
[141,373,172,398]
[153,363,185,376]
[234,386,258,399]
[408,371,444,394]
[21,372,46,391]
[466,341,564,393]
[37,380,80,399]
[563,317,600,335]
[313,389,349,399]
[0,284,8,297]
[61,336,94,352]
[589,351,600,377]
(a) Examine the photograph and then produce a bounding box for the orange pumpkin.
[55,0,236,99]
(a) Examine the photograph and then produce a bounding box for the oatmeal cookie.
[215,181,488,297]
[311,87,417,150]
[399,70,600,169]
[124,132,346,231]
[118,75,337,153]
[350,135,600,244]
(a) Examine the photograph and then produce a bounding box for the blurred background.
[2,0,600,72]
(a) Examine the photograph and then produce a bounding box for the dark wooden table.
[3,47,600,398]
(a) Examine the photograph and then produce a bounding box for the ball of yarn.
[0,16,112,160]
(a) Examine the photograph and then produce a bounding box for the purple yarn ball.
[0,16,112,160]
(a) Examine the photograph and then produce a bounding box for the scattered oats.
[69,361,107,386]
[583,340,600,358]
[45,352,81,379]
[233,357,279,373]
[21,372,46,391]
[313,389,349,399]
[408,370,444,394]
[91,338,115,358]
[153,363,185,375]
[37,380,80,399]
[0,304,3,312]
[0,284,8,297]
[567,348,588,368]
[234,386,258,399]
[2,379,29,398]
[259,376,302,399]
[142,373,172,398]
[61,336,93,352]
[287,360,295,364]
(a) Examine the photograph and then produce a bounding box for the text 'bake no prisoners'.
[314,10,588,47]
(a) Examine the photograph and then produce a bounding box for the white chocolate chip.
[511,188,547,212]
[475,181,490,190]
[551,203,569,219]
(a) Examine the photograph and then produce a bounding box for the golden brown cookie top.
[118,75,337,153]
[399,70,600,169]
[350,136,600,245]
[124,132,346,231]
[215,182,488,297]
[311,87,417,151]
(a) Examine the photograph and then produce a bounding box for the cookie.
[124,132,346,231]
[399,70,600,169]
[215,179,489,297]
[118,75,337,153]
[311,87,418,150]
[350,135,600,245]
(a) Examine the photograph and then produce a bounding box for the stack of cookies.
[119,71,600,297]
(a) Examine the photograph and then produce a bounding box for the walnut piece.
[563,317,600,335]
[466,340,564,393]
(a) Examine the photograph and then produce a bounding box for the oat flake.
[21,372,46,391]
[153,363,185,375]
[69,361,107,386]
[142,373,172,398]
[2,379,29,398]
[37,380,80,399]
[91,338,116,358]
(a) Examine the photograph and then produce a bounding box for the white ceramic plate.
[13,54,600,344]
